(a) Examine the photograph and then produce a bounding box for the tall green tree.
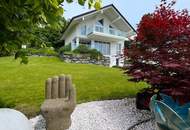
[0,0,102,63]
[30,17,67,49]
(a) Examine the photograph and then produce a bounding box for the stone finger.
[65,75,72,99]
[45,78,52,99]
[59,74,66,98]
[52,76,59,99]
[69,84,76,105]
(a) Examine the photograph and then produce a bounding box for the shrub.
[15,49,29,64]
[73,45,103,60]
[73,45,90,54]
[59,43,71,54]
[39,47,58,56]
[0,43,19,57]
[28,47,58,56]
[124,0,190,109]
[89,49,103,60]
[27,48,38,55]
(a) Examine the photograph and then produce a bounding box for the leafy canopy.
[30,17,68,49]
[0,0,102,63]
[125,0,190,105]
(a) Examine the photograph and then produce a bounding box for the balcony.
[86,25,132,42]
[89,25,127,36]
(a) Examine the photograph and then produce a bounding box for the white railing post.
[76,37,79,47]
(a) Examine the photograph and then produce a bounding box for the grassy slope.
[0,56,147,116]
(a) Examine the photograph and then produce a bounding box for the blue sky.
[63,0,190,29]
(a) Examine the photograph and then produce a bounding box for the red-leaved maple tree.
[125,0,190,107]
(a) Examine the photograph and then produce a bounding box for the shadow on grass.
[0,98,15,108]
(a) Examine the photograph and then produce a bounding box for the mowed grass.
[0,56,147,117]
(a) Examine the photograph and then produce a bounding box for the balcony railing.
[95,25,104,33]
[87,25,127,37]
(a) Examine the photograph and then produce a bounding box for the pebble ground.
[30,98,156,130]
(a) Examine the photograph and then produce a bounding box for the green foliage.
[63,51,76,55]
[59,43,71,54]
[77,0,101,7]
[30,17,67,49]
[0,42,18,56]
[0,0,102,62]
[73,45,103,60]
[27,47,58,56]
[73,45,90,54]
[15,49,29,64]
[124,40,132,49]
[89,49,103,60]
[94,1,101,9]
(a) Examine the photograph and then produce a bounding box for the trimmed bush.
[73,45,103,60]
[73,45,90,54]
[15,49,29,64]
[89,49,103,60]
[59,43,71,54]
[27,47,58,56]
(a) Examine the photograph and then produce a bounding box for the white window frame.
[116,44,122,55]
[94,41,110,55]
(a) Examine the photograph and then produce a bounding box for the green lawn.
[0,56,147,117]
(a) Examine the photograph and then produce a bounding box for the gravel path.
[30,98,156,130]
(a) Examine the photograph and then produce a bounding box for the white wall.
[64,25,77,45]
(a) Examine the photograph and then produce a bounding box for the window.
[116,44,122,55]
[80,25,86,35]
[94,41,110,55]
[109,25,115,35]
[95,19,104,32]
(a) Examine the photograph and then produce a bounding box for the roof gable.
[61,4,136,39]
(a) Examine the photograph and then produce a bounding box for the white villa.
[61,4,136,67]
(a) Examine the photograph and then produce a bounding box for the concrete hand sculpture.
[41,75,76,130]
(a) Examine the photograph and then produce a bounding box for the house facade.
[61,4,136,67]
